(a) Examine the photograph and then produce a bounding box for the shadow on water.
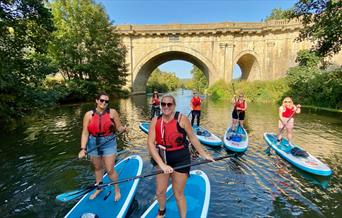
[0,89,341,217]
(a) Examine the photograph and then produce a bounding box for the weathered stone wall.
[116,20,342,94]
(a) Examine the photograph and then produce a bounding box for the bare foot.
[89,189,102,200]
[114,188,121,202]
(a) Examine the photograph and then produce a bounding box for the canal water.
[0,89,341,217]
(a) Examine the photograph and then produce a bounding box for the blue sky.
[96,0,297,79]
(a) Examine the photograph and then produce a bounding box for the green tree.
[0,0,55,127]
[147,68,181,93]
[265,8,292,21]
[289,0,342,57]
[49,0,127,93]
[191,65,208,93]
[286,50,341,109]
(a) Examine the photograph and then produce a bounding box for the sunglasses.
[99,99,109,104]
[161,102,174,107]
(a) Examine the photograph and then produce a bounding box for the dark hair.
[96,92,109,100]
[152,92,159,98]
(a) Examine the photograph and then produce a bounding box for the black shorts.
[151,148,191,174]
[232,109,245,120]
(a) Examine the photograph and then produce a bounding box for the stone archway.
[234,50,261,81]
[117,21,342,93]
[132,45,217,94]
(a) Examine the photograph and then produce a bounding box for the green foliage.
[289,0,342,57]
[207,80,231,101]
[49,0,127,92]
[285,50,342,109]
[0,0,56,127]
[265,8,292,21]
[207,79,289,103]
[296,50,321,67]
[190,65,208,93]
[146,68,181,93]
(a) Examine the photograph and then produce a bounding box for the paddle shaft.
[278,108,298,135]
[97,154,236,189]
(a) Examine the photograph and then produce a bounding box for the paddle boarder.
[277,97,301,145]
[231,93,247,131]
[150,90,161,119]
[190,90,202,127]
[78,92,128,201]
[148,94,214,218]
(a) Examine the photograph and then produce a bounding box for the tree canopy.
[49,0,127,93]
[289,0,342,57]
[0,0,55,126]
[265,8,292,21]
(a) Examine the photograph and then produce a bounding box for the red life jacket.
[152,97,160,106]
[191,97,201,107]
[87,108,115,136]
[282,106,295,118]
[235,100,245,110]
[155,112,187,151]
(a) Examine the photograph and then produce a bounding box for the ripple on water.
[1,91,341,217]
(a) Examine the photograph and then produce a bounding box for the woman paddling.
[78,92,127,201]
[147,94,214,218]
[190,90,202,127]
[277,97,301,145]
[150,90,161,119]
[231,93,247,131]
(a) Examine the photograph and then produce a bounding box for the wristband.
[80,148,86,151]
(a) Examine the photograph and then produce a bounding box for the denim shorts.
[87,135,117,157]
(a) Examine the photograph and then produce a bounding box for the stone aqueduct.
[116,20,342,94]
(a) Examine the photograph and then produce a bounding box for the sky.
[96,0,297,79]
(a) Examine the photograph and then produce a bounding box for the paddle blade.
[264,147,271,156]
[56,186,94,202]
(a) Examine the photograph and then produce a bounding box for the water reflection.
[0,89,340,217]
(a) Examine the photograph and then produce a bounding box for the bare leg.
[89,156,103,200]
[171,172,188,218]
[232,119,238,131]
[103,154,121,201]
[239,120,244,128]
[156,173,170,217]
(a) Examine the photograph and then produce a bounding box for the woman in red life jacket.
[147,94,214,218]
[150,90,161,119]
[277,97,301,145]
[78,92,128,201]
[190,90,202,127]
[231,93,247,131]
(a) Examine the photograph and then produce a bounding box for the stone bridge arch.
[233,50,261,81]
[132,45,217,94]
[117,21,342,94]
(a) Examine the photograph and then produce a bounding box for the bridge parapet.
[116,20,302,36]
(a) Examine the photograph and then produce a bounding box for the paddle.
[231,83,240,132]
[278,108,298,136]
[56,153,237,202]
[266,104,300,155]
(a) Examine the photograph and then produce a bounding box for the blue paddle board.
[141,170,211,218]
[192,125,222,147]
[139,122,150,134]
[223,125,248,152]
[64,155,143,218]
[264,132,332,176]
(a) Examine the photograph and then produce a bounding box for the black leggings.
[151,148,191,174]
[191,110,201,126]
[151,105,161,119]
